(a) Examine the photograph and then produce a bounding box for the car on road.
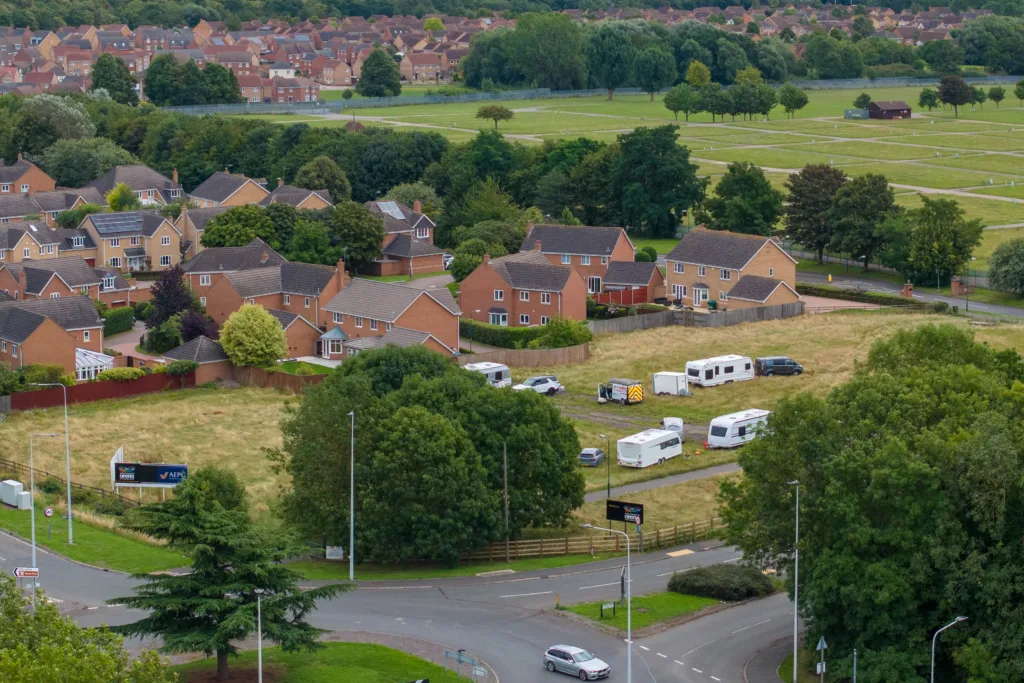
[544,645,610,680]
[513,375,563,395]
[754,356,803,377]
[578,448,606,467]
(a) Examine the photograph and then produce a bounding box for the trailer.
[685,355,754,388]
[706,409,771,449]
[464,362,511,388]
[617,429,683,468]
[598,378,644,405]
[652,371,690,396]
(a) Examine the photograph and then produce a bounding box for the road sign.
[325,546,344,561]
[43,507,53,518]
[114,462,188,489]
[816,636,828,651]
[606,499,644,525]
[473,665,487,677]
[13,567,39,578]
[817,662,827,674]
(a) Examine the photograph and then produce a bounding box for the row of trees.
[143,53,244,106]
[662,66,809,121]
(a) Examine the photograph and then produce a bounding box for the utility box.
[16,491,31,511]
[1,480,24,507]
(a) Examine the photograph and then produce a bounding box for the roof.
[382,233,444,258]
[365,200,433,234]
[181,238,285,273]
[726,275,797,303]
[0,194,43,219]
[162,335,229,364]
[603,260,658,287]
[258,184,332,208]
[324,277,460,321]
[76,347,114,370]
[0,296,102,332]
[225,262,336,298]
[266,308,319,330]
[6,255,101,293]
[870,100,911,110]
[88,211,170,238]
[0,306,47,343]
[180,206,230,233]
[710,408,771,424]
[0,159,41,184]
[83,164,181,201]
[521,224,629,257]
[489,250,572,292]
[189,172,267,203]
[619,428,678,445]
[666,228,795,270]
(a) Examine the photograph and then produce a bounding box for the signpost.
[43,507,53,518]
[816,636,827,682]
[325,546,345,561]
[13,567,39,578]
[600,602,616,619]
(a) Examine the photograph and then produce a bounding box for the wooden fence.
[456,343,590,368]
[587,310,677,335]
[593,287,650,307]
[233,366,327,393]
[676,302,806,328]
[6,372,195,412]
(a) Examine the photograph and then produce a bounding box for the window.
[159,255,171,266]
[581,255,590,266]
[43,244,53,254]
[672,284,687,299]
[541,292,551,305]
[23,248,29,258]
[0,250,5,259]
[541,316,550,324]
[493,290,504,301]
[561,254,570,264]
[519,291,529,302]
[49,292,59,299]
[109,257,121,268]
[200,296,206,307]
[333,312,343,324]
[1,342,5,352]
[161,236,170,246]
[587,276,601,294]
[601,256,608,265]
[147,190,154,198]
[10,344,15,358]
[0,185,8,192]
[248,298,255,305]
[304,297,310,308]
[386,322,392,331]
[724,365,734,374]
[83,330,90,342]
[329,339,343,354]
[129,236,140,246]
[283,294,291,305]
[489,312,507,326]
[20,184,28,193]
[698,266,706,277]
[72,236,84,248]
[720,269,731,280]
[170,189,181,198]
[769,267,774,277]
[348,348,359,356]
[200,274,211,286]
[355,316,363,328]
[80,287,88,295]
[720,291,728,301]
[673,262,684,274]
[416,226,430,239]
[520,314,530,325]
[109,238,120,247]
[370,319,378,331]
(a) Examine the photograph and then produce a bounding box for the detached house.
[520,224,635,294]
[365,199,444,275]
[258,182,332,210]
[83,165,184,205]
[0,222,60,262]
[0,296,105,375]
[180,238,285,301]
[0,255,133,307]
[80,211,182,271]
[176,206,230,258]
[188,171,269,208]
[664,228,798,310]
[0,157,56,196]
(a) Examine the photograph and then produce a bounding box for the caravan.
[464,362,511,388]
[706,409,771,448]
[685,355,754,388]
[617,429,683,468]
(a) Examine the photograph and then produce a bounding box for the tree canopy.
[219,304,288,367]
[90,54,138,106]
[355,48,402,98]
[699,161,783,236]
[783,164,848,263]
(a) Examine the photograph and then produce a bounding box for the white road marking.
[657,653,667,658]
[681,641,713,658]
[640,646,650,651]
[674,660,684,666]
[578,581,619,590]
[692,668,703,674]
[711,677,722,681]
[498,591,552,598]
[732,618,772,634]
[722,558,741,563]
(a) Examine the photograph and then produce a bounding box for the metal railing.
[0,456,139,507]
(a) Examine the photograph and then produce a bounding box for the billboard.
[114,463,188,489]
[606,499,643,525]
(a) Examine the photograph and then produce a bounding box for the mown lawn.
[565,591,718,631]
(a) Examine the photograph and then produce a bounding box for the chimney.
[277,177,284,188]
[261,251,269,264]
[16,151,22,161]
[533,240,542,252]
[18,268,27,296]
[172,167,178,184]
[412,199,422,214]
[482,253,490,265]
[335,258,347,290]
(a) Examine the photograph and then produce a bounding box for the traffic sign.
[43,507,53,518]
[816,636,828,651]
[14,567,39,578]
[473,665,488,677]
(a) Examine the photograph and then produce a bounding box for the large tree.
[355,48,401,98]
[38,137,138,188]
[201,63,243,104]
[294,155,351,202]
[699,162,783,235]
[201,205,277,248]
[506,12,587,90]
[326,201,385,271]
[142,53,180,106]
[12,94,95,158]
[828,173,898,271]
[938,73,973,117]
[146,265,198,328]
[783,164,848,263]
[110,468,349,681]
[989,237,1024,295]
[918,87,940,111]
[584,22,637,99]
[664,83,701,121]
[905,196,983,285]
[90,53,138,106]
[219,304,288,367]
[287,219,341,265]
[778,83,808,119]
[633,46,677,101]
[475,104,515,129]
[920,39,965,73]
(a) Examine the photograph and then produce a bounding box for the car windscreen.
[574,651,595,662]
[710,426,728,437]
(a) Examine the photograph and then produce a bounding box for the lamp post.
[788,480,800,683]
[581,523,630,683]
[348,410,355,582]
[28,432,58,602]
[29,383,72,544]
[254,589,266,683]
[599,433,611,498]
[931,617,967,683]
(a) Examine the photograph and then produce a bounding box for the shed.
[868,100,911,120]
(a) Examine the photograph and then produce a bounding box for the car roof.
[580,448,602,454]
[526,375,555,381]
[550,645,587,654]
[757,356,791,361]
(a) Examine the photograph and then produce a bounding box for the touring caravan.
[652,371,690,396]
[706,409,771,449]
[464,362,511,388]
[617,429,683,468]
[685,355,754,388]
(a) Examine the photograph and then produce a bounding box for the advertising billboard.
[113,463,188,489]
[605,499,644,525]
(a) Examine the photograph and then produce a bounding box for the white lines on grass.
[498,591,551,599]
[732,618,772,634]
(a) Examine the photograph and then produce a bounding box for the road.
[0,524,795,683]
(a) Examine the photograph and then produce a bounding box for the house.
[0,189,103,227]
[268,308,323,357]
[237,74,271,102]
[664,228,798,309]
[83,165,184,205]
[598,261,666,305]
[268,75,319,102]
[188,171,269,208]
[0,255,133,307]
[400,52,444,82]
[258,182,332,210]
[175,206,230,258]
[0,221,59,262]
[322,278,460,358]
[180,238,286,301]
[868,100,911,119]
[520,224,636,294]
[0,156,56,196]
[50,226,98,264]
[80,211,182,271]
[0,296,105,374]
[720,274,801,310]
[458,248,587,327]
[162,334,233,383]
[364,199,444,275]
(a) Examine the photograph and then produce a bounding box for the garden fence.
[587,310,677,335]
[5,372,195,412]
[233,366,327,393]
[456,342,590,368]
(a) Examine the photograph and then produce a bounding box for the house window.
[200,296,207,306]
[80,287,88,295]
[519,291,529,302]
[20,184,28,193]
[200,274,211,286]
[1,342,5,352]
[769,268,774,277]
[672,284,687,299]
[587,276,601,294]
[83,330,90,342]
[10,344,15,358]
[72,236,84,247]
[333,312,342,324]
[370,319,378,331]
[0,185,8,192]
[102,276,115,289]
[284,294,291,305]
[159,255,171,266]
[493,290,504,301]
[416,227,429,239]
[386,322,392,331]
[170,189,181,198]
[601,256,608,265]
[248,298,255,305]
[541,292,551,305]
[698,266,706,277]
[161,236,170,246]
[355,316,363,328]
[43,245,53,254]
[329,339,343,354]
[130,236,140,246]
[23,248,29,258]
[110,238,120,247]
[720,291,729,301]
[147,190,154,198]
[304,297,310,308]
[110,257,121,268]
[489,312,508,326]
[0,250,5,259]
[348,348,359,356]
[720,269,731,281]
[541,316,550,324]
[561,254,570,264]
[50,292,59,298]
[520,314,530,325]
[674,262,684,274]
[581,255,590,266]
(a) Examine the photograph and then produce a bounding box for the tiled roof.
[180,206,229,233]
[521,224,627,257]
[0,295,102,331]
[225,261,336,298]
[267,308,318,330]
[0,194,42,219]
[258,184,332,208]
[382,233,444,258]
[88,211,170,238]
[726,275,793,302]
[32,191,84,213]
[84,164,181,201]
[181,238,285,273]
[10,255,102,293]
[365,200,433,234]
[50,227,96,250]
[666,228,786,271]
[325,277,459,321]
[123,247,147,257]
[490,250,572,292]
[0,306,46,343]
[603,260,659,287]
[163,335,229,364]
[189,172,266,203]
[0,159,39,184]
[871,100,911,110]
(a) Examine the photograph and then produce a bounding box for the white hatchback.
[513,375,563,396]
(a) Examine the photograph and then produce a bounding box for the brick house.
[188,171,269,208]
[520,224,636,294]
[83,165,184,205]
[316,59,352,85]
[400,52,444,82]
[212,50,259,75]
[365,199,444,275]
[181,238,286,303]
[0,255,133,307]
[719,274,800,310]
[322,278,461,358]
[268,308,323,357]
[258,182,332,210]
[50,226,99,265]
[598,261,666,305]
[0,157,56,196]
[0,296,104,373]
[80,211,182,272]
[459,248,587,327]
[268,76,320,102]
[236,74,271,102]
[664,228,798,309]
[175,207,230,258]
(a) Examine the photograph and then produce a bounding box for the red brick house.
[365,199,444,276]
[520,224,636,294]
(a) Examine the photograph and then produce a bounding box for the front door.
[694,288,708,306]
[588,276,602,294]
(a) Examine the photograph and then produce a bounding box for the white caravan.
[652,371,690,396]
[464,362,511,388]
[706,409,771,449]
[685,355,755,388]
[617,429,683,468]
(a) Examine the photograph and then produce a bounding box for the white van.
[653,371,690,396]
[464,362,511,388]
[617,429,683,468]
[706,409,771,449]
[686,355,754,387]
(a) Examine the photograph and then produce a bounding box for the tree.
[633,46,677,101]
[686,60,712,87]
[220,304,288,367]
[715,39,749,83]
[287,219,341,265]
[90,53,138,106]
[202,205,276,248]
[506,13,587,90]
[1016,79,1024,105]
[201,63,243,104]
[700,85,733,123]
[778,83,809,119]
[853,92,872,109]
[733,66,763,86]
[938,74,973,117]
[852,15,874,39]
[12,94,95,157]
[110,468,348,681]
[664,83,701,121]
[784,164,848,263]
[326,201,385,271]
[355,48,401,98]
[147,265,197,328]
[449,252,482,282]
[423,17,445,31]
[440,178,519,246]
[699,161,783,236]
[294,155,351,201]
[453,220,524,254]
[56,203,104,229]
[585,22,637,99]
[384,182,442,215]
[919,87,940,111]
[38,137,137,188]
[527,317,592,348]
[179,310,219,343]
[0,573,173,683]
[142,54,179,106]
[746,21,760,34]
[904,196,984,285]
[828,173,898,271]
[989,85,1006,107]
[920,39,965,73]
[475,104,515,129]
[972,86,988,108]
[989,238,1024,295]
[105,182,141,212]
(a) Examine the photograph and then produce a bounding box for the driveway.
[105,321,162,358]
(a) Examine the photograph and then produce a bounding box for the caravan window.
[705,370,713,380]
[660,437,680,449]
[745,362,752,370]
[724,366,734,374]
[710,426,728,437]
[688,368,699,378]
[738,426,746,437]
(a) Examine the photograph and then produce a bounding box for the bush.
[103,305,135,336]
[526,318,592,349]
[20,364,68,387]
[930,300,950,313]
[39,477,63,495]
[97,367,145,382]
[132,301,154,321]
[88,495,133,517]
[459,319,546,349]
[795,283,920,307]
[166,360,199,376]
[667,563,773,602]
[144,318,183,354]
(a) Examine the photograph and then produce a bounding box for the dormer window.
[72,236,84,247]
[102,276,115,290]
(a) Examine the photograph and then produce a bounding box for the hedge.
[460,319,545,349]
[667,563,774,602]
[102,306,135,336]
[97,368,146,382]
[796,283,924,307]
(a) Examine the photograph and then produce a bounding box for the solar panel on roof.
[376,201,405,220]
[91,213,142,234]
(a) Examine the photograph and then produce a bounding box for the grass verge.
[171,643,465,683]
[779,649,819,683]
[565,591,718,631]
[357,270,449,283]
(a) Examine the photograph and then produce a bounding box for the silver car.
[544,645,611,680]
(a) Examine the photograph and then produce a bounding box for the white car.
[544,645,610,680]
[513,375,563,396]
[442,253,455,269]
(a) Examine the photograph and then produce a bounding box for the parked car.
[754,356,803,377]
[513,375,563,395]
[578,448,606,467]
[544,645,610,680]
[442,253,455,270]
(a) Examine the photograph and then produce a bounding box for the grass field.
[565,591,718,631]
[276,361,330,375]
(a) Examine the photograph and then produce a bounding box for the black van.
[754,357,803,377]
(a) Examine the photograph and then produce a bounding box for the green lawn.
[276,361,329,375]
[896,193,1024,227]
[358,270,448,283]
[632,238,679,255]
[779,649,820,683]
[565,591,718,631]
[0,504,185,573]
[172,643,465,683]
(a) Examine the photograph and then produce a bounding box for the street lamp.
[29,383,72,544]
[931,616,967,683]
[788,480,800,683]
[348,411,355,582]
[254,589,268,683]
[599,434,611,499]
[28,432,58,600]
[581,523,631,683]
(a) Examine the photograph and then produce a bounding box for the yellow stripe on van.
[628,385,643,403]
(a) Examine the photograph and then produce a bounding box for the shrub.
[166,360,199,376]
[144,318,183,354]
[459,319,545,349]
[795,283,920,307]
[133,301,154,321]
[102,306,135,336]
[88,495,133,517]
[526,318,592,349]
[930,300,949,313]
[97,367,145,382]
[667,563,773,602]
[39,477,63,495]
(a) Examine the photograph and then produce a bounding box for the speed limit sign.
[43,507,53,518]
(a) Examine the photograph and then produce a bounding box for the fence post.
[656,528,661,548]
[692,522,697,543]
[565,537,569,555]
[674,525,678,545]
[615,534,620,553]
[515,541,520,560]
[540,540,544,559]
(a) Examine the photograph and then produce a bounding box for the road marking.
[640,646,650,651]
[498,591,552,598]
[578,581,619,590]
[711,677,722,681]
[681,641,713,658]
[732,618,772,634]
[723,558,741,563]
[666,549,694,557]
[674,660,684,666]
[657,653,667,658]
[692,668,703,674]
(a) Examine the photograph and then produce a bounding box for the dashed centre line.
[639,645,650,651]
[657,653,667,658]
[674,660,684,666]
[498,591,551,598]
[692,668,704,674]
[732,618,772,634]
